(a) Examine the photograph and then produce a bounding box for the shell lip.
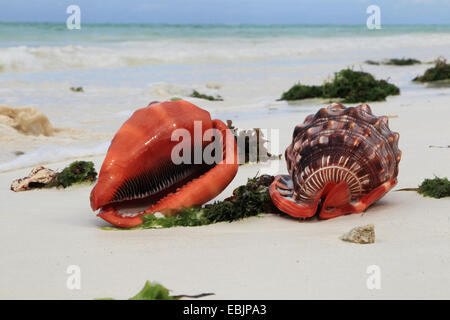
[269,174,318,219]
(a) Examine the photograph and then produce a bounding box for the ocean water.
[2,23,450,73]
[1,23,449,171]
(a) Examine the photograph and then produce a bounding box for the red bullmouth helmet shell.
[270,103,401,219]
[90,100,238,228]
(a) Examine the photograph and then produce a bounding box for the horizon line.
[1,21,450,27]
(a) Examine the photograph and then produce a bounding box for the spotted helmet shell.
[270,103,401,219]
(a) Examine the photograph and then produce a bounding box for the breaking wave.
[0,142,109,172]
[145,82,222,99]
[2,33,450,73]
[146,82,195,98]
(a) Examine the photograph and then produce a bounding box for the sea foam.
[2,32,450,73]
[145,82,221,99]
[0,142,109,173]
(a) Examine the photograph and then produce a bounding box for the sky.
[0,0,449,24]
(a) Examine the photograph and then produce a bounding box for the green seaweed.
[280,69,400,103]
[365,58,421,66]
[70,86,84,92]
[323,69,400,103]
[204,174,277,222]
[413,57,450,82]
[385,58,421,66]
[96,281,176,300]
[96,281,214,300]
[190,90,223,101]
[141,208,209,228]
[129,281,175,300]
[55,161,97,188]
[280,84,323,101]
[365,60,380,65]
[417,176,450,199]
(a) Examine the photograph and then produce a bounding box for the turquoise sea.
[2,23,450,46]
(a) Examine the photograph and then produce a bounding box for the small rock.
[11,166,57,192]
[206,82,221,90]
[340,224,375,244]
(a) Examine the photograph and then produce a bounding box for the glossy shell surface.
[270,103,401,219]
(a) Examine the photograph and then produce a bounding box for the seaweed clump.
[280,84,323,101]
[365,60,380,65]
[385,58,421,66]
[365,58,421,66]
[96,280,213,300]
[280,69,400,103]
[413,57,450,82]
[204,174,277,223]
[322,69,400,103]
[417,176,450,199]
[129,281,175,300]
[70,87,84,92]
[55,161,97,188]
[105,174,278,230]
[190,90,223,101]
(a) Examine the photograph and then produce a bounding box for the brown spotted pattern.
[285,103,401,204]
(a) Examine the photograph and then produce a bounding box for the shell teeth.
[111,163,203,203]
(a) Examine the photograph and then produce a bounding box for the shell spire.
[270,103,401,219]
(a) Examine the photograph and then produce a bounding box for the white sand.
[1,94,449,300]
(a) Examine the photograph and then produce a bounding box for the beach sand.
[1,93,449,299]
